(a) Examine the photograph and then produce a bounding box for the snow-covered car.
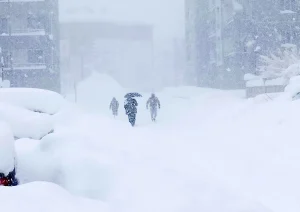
[0,88,66,140]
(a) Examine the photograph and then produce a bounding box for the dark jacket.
[124,98,138,115]
[0,168,18,186]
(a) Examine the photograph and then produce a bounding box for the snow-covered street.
[2,0,300,211]
[1,74,300,212]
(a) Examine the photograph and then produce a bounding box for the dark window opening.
[1,50,10,68]
[28,50,44,63]
[0,18,8,34]
[27,13,45,30]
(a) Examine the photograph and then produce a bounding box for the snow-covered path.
[13,74,300,212]
[73,82,300,212]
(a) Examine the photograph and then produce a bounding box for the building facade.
[186,0,300,89]
[60,21,154,93]
[0,0,60,92]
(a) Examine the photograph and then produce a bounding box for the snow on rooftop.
[280,10,296,14]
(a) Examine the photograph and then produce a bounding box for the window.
[27,13,44,30]
[28,50,44,63]
[280,0,297,10]
[0,18,8,34]
[1,50,10,67]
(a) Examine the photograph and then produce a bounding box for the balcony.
[3,63,47,71]
[0,28,46,36]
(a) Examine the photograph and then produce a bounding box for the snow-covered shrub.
[258,47,300,79]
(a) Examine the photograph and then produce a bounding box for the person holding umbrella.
[124,92,142,127]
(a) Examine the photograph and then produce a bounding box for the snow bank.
[77,72,126,113]
[0,182,108,212]
[161,86,244,100]
[246,79,264,87]
[281,75,300,100]
[16,113,117,200]
[285,63,300,78]
[0,122,15,175]
[0,102,53,139]
[244,73,260,81]
[0,88,65,114]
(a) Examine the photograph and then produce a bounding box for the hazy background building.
[59,21,154,94]
[185,0,300,89]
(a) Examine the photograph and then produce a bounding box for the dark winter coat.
[124,98,138,115]
[0,168,18,186]
[124,98,138,126]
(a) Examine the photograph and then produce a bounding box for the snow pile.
[280,10,296,14]
[16,109,271,212]
[0,88,65,114]
[244,73,264,87]
[16,112,119,200]
[258,48,300,79]
[0,122,15,175]
[281,75,300,100]
[0,102,53,139]
[244,73,260,81]
[0,182,108,212]
[244,73,287,87]
[77,72,126,113]
[285,63,300,78]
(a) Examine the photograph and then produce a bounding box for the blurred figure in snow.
[109,97,119,117]
[146,93,161,122]
[0,122,18,186]
[124,97,138,127]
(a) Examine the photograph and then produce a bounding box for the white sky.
[59,0,185,38]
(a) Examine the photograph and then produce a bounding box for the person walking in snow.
[146,93,161,122]
[109,97,119,117]
[124,97,138,127]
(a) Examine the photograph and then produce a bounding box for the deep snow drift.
[3,73,300,212]
[0,182,108,212]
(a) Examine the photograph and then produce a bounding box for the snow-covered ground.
[2,73,300,212]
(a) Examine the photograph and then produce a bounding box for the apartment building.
[185,0,210,86]
[0,0,60,92]
[185,0,300,89]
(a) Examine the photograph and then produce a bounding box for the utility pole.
[8,0,13,71]
[0,50,3,87]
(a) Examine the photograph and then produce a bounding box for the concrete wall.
[246,85,286,98]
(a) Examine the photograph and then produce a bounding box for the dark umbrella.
[124,92,143,98]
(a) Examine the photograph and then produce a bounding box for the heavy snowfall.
[1,0,300,212]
